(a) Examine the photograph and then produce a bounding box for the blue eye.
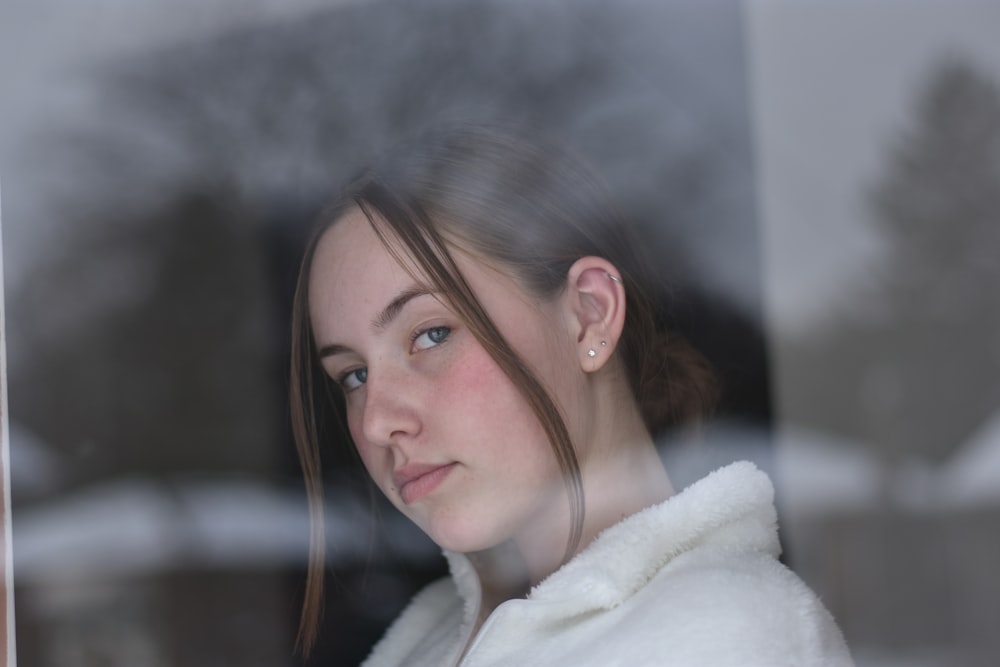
[339,367,367,391]
[412,326,451,351]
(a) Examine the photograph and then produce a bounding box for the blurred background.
[753,5,1000,665]
[0,1,997,665]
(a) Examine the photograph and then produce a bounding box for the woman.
[290,126,853,666]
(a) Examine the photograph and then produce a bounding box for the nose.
[358,366,422,447]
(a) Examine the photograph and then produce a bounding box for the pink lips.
[393,462,458,504]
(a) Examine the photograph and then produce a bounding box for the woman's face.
[308,208,586,555]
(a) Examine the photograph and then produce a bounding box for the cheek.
[452,348,557,466]
[448,346,524,420]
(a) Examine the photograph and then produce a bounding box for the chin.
[422,515,507,555]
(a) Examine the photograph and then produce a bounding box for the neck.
[576,424,674,550]
[551,374,675,574]
[494,412,673,585]
[470,375,674,611]
[469,434,671,614]
[466,541,531,626]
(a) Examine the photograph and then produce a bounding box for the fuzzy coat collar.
[362,462,853,666]
[444,461,777,617]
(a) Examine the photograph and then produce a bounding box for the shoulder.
[622,545,854,666]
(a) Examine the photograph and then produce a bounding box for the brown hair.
[289,126,718,654]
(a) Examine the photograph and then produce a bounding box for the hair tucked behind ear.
[288,124,719,654]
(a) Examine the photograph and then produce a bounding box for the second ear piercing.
[588,341,608,358]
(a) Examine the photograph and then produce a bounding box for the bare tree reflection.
[778,58,1000,664]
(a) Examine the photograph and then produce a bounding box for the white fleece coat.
[361,462,854,666]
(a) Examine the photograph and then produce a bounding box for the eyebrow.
[373,286,432,330]
[317,286,433,359]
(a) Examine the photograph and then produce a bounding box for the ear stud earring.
[588,340,608,358]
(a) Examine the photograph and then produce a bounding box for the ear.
[563,257,627,373]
